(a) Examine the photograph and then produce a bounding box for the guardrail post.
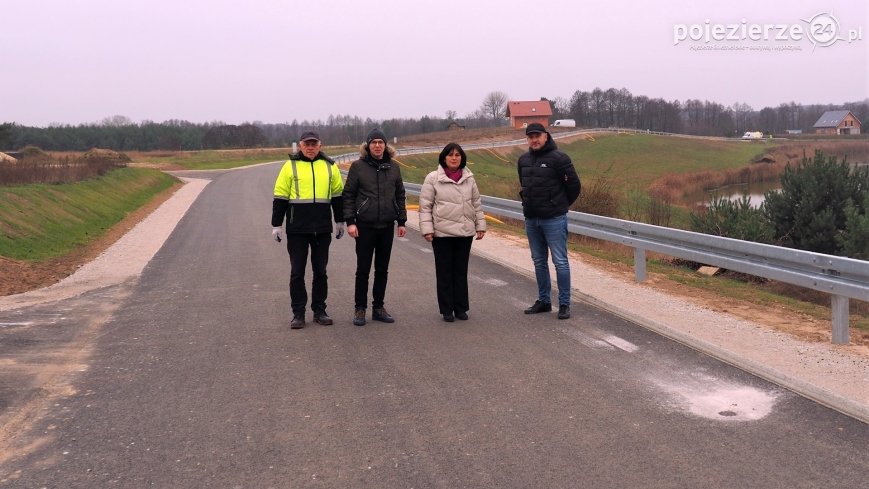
[831,295,850,344]
[634,248,647,282]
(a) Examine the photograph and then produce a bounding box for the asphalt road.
[1,164,867,488]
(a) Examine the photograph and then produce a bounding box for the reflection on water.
[691,181,781,208]
[687,162,865,209]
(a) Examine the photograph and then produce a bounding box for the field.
[401,133,765,187]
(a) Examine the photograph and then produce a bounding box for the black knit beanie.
[366,128,387,145]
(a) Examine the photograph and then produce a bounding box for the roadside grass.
[0,168,177,260]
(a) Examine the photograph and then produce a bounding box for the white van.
[552,119,576,127]
[742,131,763,139]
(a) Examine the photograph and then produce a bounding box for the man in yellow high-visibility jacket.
[271,131,345,329]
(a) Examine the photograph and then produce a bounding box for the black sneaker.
[557,305,570,320]
[524,300,552,314]
[313,311,333,325]
[290,315,306,329]
[353,308,367,326]
[442,314,455,322]
[454,311,468,320]
[372,307,395,323]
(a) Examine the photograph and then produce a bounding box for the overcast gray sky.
[1,0,866,127]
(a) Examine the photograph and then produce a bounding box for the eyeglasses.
[301,140,320,146]
[369,140,385,145]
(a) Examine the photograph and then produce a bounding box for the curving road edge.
[1,175,866,423]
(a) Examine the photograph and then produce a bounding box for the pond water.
[689,181,781,208]
[686,162,866,209]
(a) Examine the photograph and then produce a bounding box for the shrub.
[690,195,774,243]
[573,174,620,217]
[762,150,869,256]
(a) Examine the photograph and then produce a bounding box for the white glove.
[272,227,282,242]
[335,222,345,239]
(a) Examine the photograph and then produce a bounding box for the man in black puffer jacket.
[342,128,407,326]
[517,123,581,319]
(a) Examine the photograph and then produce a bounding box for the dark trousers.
[286,232,331,316]
[431,236,474,315]
[354,226,394,310]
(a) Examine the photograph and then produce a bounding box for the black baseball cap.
[299,131,320,142]
[525,123,546,135]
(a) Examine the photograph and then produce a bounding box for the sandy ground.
[1,178,867,422]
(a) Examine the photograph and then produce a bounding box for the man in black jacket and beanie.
[517,123,581,319]
[342,128,407,326]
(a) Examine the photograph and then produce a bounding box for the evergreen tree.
[690,195,773,243]
[838,193,869,260]
[762,150,868,256]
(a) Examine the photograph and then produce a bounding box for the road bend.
[0,163,866,488]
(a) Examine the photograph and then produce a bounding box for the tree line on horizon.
[553,88,868,137]
[1,88,867,153]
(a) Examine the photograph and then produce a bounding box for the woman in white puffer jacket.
[419,143,487,322]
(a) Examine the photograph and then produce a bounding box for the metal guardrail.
[402,182,868,345]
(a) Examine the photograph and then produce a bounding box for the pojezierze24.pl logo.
[673,10,863,51]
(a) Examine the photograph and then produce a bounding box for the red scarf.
[444,167,462,182]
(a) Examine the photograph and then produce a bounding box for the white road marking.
[561,328,615,350]
[601,334,639,353]
[470,276,508,286]
[564,327,639,353]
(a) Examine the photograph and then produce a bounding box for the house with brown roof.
[813,110,862,135]
[505,100,552,129]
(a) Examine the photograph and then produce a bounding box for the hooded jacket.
[271,151,344,234]
[517,134,581,218]
[418,166,486,238]
[342,142,407,229]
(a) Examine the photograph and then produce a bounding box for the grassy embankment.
[0,168,177,261]
[398,133,771,219]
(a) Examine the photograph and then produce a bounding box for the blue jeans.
[525,214,571,306]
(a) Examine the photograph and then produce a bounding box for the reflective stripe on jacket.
[274,158,343,203]
[271,154,344,234]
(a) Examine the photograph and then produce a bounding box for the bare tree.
[480,91,509,121]
[445,109,457,120]
[730,102,754,134]
[551,97,569,119]
[101,115,133,127]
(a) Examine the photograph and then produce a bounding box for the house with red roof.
[505,100,552,129]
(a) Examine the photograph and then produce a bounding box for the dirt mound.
[81,147,131,163]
